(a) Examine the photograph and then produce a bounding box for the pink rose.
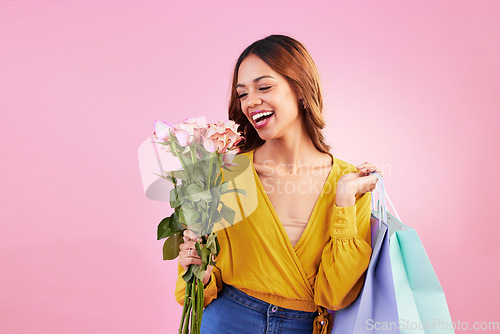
[153,120,173,141]
[222,150,240,167]
[220,120,243,151]
[173,117,208,146]
[171,128,191,147]
[203,123,229,154]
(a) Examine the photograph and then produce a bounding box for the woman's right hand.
[178,229,213,286]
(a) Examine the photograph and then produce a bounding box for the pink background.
[1,1,499,333]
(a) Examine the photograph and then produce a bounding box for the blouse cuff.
[330,204,358,238]
[202,271,218,307]
[202,266,223,308]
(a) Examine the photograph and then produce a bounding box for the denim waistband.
[221,284,318,319]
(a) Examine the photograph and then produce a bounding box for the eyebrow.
[236,75,275,88]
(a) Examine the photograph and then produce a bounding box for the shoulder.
[331,155,358,176]
[333,156,373,202]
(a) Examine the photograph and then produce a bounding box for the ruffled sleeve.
[313,191,373,310]
[174,264,223,308]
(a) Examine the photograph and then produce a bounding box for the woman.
[175,34,381,334]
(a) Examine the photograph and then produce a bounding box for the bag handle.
[370,172,402,225]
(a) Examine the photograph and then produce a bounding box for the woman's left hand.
[335,162,382,207]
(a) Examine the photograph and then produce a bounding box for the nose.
[247,91,262,108]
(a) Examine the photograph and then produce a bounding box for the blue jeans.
[200,284,317,334]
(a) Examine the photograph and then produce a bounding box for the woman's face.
[236,54,302,140]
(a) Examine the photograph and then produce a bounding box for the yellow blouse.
[175,148,372,314]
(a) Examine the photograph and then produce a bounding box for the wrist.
[335,190,355,207]
[203,275,211,287]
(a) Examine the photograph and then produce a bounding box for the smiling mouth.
[252,111,275,124]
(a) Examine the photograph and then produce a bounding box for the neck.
[255,120,325,168]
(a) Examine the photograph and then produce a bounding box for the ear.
[299,98,306,110]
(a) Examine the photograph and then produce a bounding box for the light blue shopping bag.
[387,207,455,334]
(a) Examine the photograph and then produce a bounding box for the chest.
[254,163,331,224]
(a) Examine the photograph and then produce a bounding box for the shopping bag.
[331,173,400,334]
[384,202,455,333]
[332,172,455,334]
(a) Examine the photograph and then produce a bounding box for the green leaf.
[185,183,203,196]
[206,232,217,246]
[220,181,229,194]
[157,215,182,240]
[194,174,204,188]
[184,183,213,202]
[176,207,186,226]
[215,237,220,256]
[206,233,218,255]
[194,242,205,267]
[220,202,236,225]
[210,186,220,200]
[199,189,214,202]
[169,188,181,208]
[191,265,205,281]
[182,204,200,225]
[187,223,204,236]
[222,188,247,196]
[182,266,194,282]
[211,210,222,225]
[215,172,222,186]
[171,210,183,231]
[196,165,208,178]
[201,211,209,226]
[170,170,187,180]
[162,231,183,260]
[152,173,176,184]
[200,247,210,267]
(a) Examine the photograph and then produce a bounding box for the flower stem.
[181,281,192,334]
[198,277,203,332]
[206,152,214,190]
[190,281,196,333]
[190,145,197,169]
[170,141,193,179]
[179,280,190,333]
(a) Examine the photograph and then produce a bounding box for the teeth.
[252,111,274,122]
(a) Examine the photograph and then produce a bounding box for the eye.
[259,86,272,91]
[237,92,248,99]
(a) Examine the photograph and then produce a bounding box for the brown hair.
[228,34,331,154]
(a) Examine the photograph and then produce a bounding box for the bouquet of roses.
[151,117,246,334]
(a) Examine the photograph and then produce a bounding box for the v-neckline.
[249,148,335,251]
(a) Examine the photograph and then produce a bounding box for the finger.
[184,229,201,242]
[179,240,196,251]
[358,164,381,175]
[179,257,202,269]
[184,248,202,259]
[183,230,190,242]
[182,257,201,265]
[189,258,202,266]
[356,163,374,173]
[358,167,376,175]
[187,248,201,259]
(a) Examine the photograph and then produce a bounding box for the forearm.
[335,189,355,207]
